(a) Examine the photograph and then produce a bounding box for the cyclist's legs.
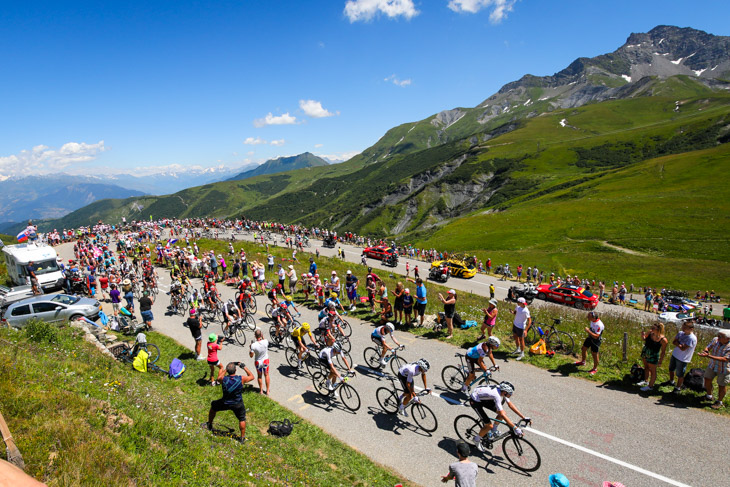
[398,374,415,406]
[464,357,479,385]
[470,400,495,437]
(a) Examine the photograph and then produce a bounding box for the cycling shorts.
[292,336,303,348]
[319,356,333,368]
[470,399,498,424]
[466,355,480,373]
[397,372,413,393]
[255,359,270,372]
[371,335,385,346]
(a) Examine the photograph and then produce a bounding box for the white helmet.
[487,336,501,349]
[385,322,395,333]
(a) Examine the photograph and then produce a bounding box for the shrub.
[24,319,58,343]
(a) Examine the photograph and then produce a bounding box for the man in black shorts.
[207,362,254,443]
[187,308,204,360]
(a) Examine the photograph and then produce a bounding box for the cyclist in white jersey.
[371,322,401,367]
[397,359,431,416]
[318,342,353,390]
[469,382,530,452]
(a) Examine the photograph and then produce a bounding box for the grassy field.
[0,323,410,486]
[190,237,728,414]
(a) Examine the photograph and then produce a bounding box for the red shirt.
[207,342,222,362]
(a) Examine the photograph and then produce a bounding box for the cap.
[718,330,730,339]
[517,297,527,304]
[405,289,410,294]
[288,265,294,269]
[448,289,455,294]
[346,270,351,274]
[489,298,498,306]
[549,474,570,487]
[332,271,337,274]
[455,440,470,458]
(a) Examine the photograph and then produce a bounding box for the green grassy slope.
[0,324,409,486]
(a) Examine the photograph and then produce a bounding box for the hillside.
[227,152,329,181]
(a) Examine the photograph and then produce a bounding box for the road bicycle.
[363,344,407,376]
[234,290,257,313]
[311,370,361,412]
[222,316,253,347]
[524,318,575,355]
[268,317,300,345]
[111,338,161,365]
[285,343,322,375]
[168,292,188,316]
[441,355,499,392]
[453,416,540,472]
[375,375,438,433]
[333,315,352,338]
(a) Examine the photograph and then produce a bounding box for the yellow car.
[431,259,477,279]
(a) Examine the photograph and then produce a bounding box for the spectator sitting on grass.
[379,298,393,325]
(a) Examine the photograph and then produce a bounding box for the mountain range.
[227,152,328,181]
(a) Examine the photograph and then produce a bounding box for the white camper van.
[2,243,64,292]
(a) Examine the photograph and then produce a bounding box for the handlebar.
[516,418,532,427]
[487,365,499,372]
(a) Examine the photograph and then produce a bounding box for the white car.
[658,312,695,325]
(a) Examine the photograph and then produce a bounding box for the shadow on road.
[301,390,356,415]
[366,406,434,437]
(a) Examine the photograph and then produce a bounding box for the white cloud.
[270,139,286,146]
[299,99,338,118]
[447,0,516,23]
[0,140,107,177]
[253,112,298,128]
[243,137,267,145]
[247,151,255,156]
[384,74,412,87]
[314,144,324,148]
[317,150,361,163]
[344,0,419,22]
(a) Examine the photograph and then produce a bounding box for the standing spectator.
[414,265,419,279]
[486,258,491,274]
[575,311,604,375]
[206,361,255,443]
[27,261,41,295]
[210,252,219,279]
[405,261,410,277]
[516,264,523,281]
[407,277,428,327]
[644,288,653,312]
[698,329,730,409]
[249,329,270,395]
[345,270,359,311]
[393,282,405,325]
[207,333,224,386]
[636,323,668,392]
[440,440,477,486]
[277,264,286,289]
[489,283,495,300]
[308,257,317,276]
[402,289,414,324]
[109,283,121,317]
[286,265,297,295]
[510,298,531,360]
[665,321,697,392]
[267,254,274,272]
[187,308,204,360]
[438,290,457,339]
[98,272,109,301]
[139,290,154,331]
[366,276,377,313]
[478,299,498,339]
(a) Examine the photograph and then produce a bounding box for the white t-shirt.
[513,306,531,329]
[267,256,274,265]
[278,268,285,280]
[398,363,422,382]
[470,385,510,411]
[589,319,605,336]
[671,331,697,363]
[289,269,297,281]
[250,340,269,363]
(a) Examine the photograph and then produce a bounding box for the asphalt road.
[58,239,728,487]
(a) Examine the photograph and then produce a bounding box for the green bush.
[24,319,58,343]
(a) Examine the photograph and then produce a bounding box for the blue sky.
[1,0,728,177]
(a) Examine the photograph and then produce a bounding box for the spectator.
[478,298,498,339]
[267,254,274,272]
[109,283,121,317]
[402,289,414,324]
[636,323,668,392]
[139,290,154,331]
[665,321,697,392]
[207,334,224,386]
[249,329,270,395]
[393,282,405,325]
[345,270,359,311]
[122,279,134,313]
[440,440,477,486]
[575,311,604,375]
[187,309,204,360]
[407,277,428,327]
[206,361,255,443]
[27,261,41,295]
[379,298,394,325]
[438,289,457,339]
[98,272,109,301]
[277,264,285,289]
[489,283,495,300]
[510,298,531,360]
[698,329,730,409]
[308,257,317,276]
[286,265,297,295]
[644,288,653,312]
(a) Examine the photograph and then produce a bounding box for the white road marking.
[525,427,691,487]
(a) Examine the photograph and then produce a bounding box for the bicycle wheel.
[453,415,481,443]
[335,351,353,372]
[339,319,352,337]
[338,383,361,412]
[265,304,273,318]
[180,298,189,314]
[285,347,299,368]
[390,356,407,376]
[525,326,538,346]
[411,403,438,433]
[363,347,381,369]
[269,325,284,345]
[338,336,352,354]
[199,312,210,329]
[502,436,542,472]
[246,297,257,314]
[234,326,247,347]
[547,331,575,356]
[305,353,321,375]
[441,365,466,392]
[144,343,161,364]
[376,387,399,414]
[311,371,331,396]
[243,313,257,331]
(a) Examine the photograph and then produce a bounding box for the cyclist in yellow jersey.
[290,322,315,368]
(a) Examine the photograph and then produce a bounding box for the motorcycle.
[506,283,538,304]
[383,253,399,267]
[428,265,449,283]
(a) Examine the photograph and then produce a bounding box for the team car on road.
[362,245,398,261]
[431,259,477,279]
[535,284,599,310]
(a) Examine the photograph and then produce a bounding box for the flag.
[168,238,178,245]
[16,231,28,243]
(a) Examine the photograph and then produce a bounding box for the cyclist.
[469,382,530,452]
[271,302,292,340]
[222,299,241,337]
[280,294,300,317]
[324,292,346,315]
[290,322,315,368]
[397,359,431,417]
[462,337,501,393]
[318,342,353,391]
[371,322,401,367]
[267,283,283,307]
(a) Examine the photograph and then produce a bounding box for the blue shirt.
[416,284,427,304]
[309,262,317,275]
[221,375,244,405]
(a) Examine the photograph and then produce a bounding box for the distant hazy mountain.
[103,164,256,194]
[0,175,145,226]
[227,153,328,181]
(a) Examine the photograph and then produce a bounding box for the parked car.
[362,245,398,261]
[535,284,599,310]
[1,294,102,329]
[0,284,35,312]
[658,311,696,326]
[431,259,477,279]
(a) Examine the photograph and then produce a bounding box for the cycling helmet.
[499,381,515,395]
[302,322,310,332]
[331,292,338,298]
[416,358,430,373]
[244,276,250,282]
[208,333,218,343]
[487,336,501,349]
[385,322,395,333]
[228,299,235,307]
[328,303,335,309]
[332,342,343,353]
[280,302,287,308]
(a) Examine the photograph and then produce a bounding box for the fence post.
[622,332,628,362]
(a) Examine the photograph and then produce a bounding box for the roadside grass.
[189,238,728,414]
[0,322,411,486]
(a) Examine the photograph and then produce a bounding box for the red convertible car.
[535,284,599,310]
[362,245,397,261]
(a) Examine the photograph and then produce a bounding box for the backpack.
[629,363,644,383]
[684,368,705,392]
[168,358,186,379]
[460,320,478,329]
[133,349,149,373]
[452,312,465,327]
[268,419,296,437]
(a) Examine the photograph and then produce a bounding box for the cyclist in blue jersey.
[371,322,401,367]
[462,337,500,393]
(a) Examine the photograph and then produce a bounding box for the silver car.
[1,294,102,329]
